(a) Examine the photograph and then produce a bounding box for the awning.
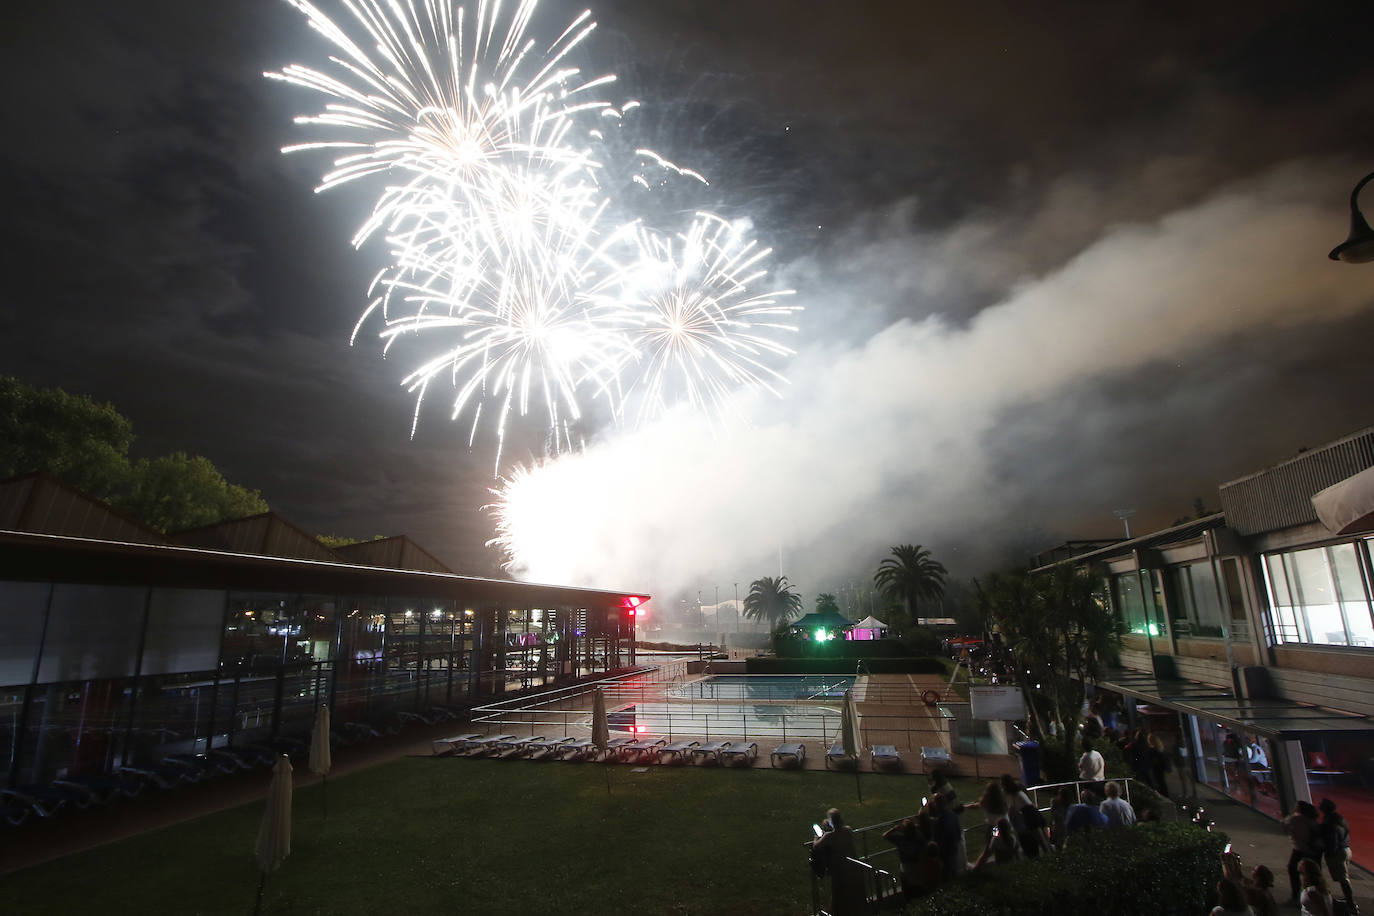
[1096,668,1374,739]
[1312,465,1374,535]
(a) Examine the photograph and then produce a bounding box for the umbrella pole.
[253,873,267,916]
[855,764,862,804]
[322,774,328,820]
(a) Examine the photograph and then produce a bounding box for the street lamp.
[1114,508,1136,539]
[1329,171,1374,263]
[733,582,739,632]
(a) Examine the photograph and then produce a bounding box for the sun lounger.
[658,740,699,764]
[552,737,597,760]
[53,773,146,802]
[770,742,806,768]
[871,745,902,771]
[601,736,635,761]
[920,746,953,773]
[692,741,733,765]
[433,733,482,756]
[526,736,574,759]
[619,737,667,763]
[720,742,758,767]
[462,734,517,756]
[493,735,543,755]
[825,743,857,770]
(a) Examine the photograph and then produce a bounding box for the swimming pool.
[667,674,855,702]
[608,702,843,740]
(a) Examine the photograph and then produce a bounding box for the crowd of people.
[810,691,1360,915]
[809,768,1161,912]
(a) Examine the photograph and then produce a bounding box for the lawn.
[4,758,982,915]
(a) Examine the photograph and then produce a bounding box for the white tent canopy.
[1312,466,1374,535]
[848,615,889,640]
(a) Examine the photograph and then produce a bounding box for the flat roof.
[1098,668,1374,738]
[0,529,649,608]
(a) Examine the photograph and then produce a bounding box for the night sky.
[3,1,1373,603]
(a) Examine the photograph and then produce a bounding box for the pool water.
[668,675,855,701]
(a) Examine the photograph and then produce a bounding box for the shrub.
[909,822,1227,916]
[900,625,944,655]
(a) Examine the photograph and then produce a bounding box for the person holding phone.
[809,808,865,916]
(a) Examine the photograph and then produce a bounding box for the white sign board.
[970,685,1026,721]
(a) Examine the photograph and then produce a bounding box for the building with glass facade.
[1042,425,1374,861]
[0,474,646,791]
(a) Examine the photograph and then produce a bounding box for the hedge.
[908,822,1228,916]
[744,656,951,675]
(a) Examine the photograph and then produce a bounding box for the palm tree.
[742,576,804,632]
[814,593,840,615]
[873,544,947,626]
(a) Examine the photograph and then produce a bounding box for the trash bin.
[1014,740,1041,787]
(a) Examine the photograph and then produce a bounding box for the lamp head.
[1330,171,1374,263]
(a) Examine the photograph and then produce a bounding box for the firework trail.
[271,0,799,467]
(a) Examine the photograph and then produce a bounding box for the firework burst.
[271,0,801,465]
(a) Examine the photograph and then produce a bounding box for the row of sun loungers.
[824,743,906,771]
[432,734,846,769]
[0,740,307,827]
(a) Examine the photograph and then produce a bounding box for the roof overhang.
[1096,668,1374,739]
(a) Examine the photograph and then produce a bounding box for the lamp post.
[1114,508,1136,539]
[1329,171,1374,263]
[733,582,739,632]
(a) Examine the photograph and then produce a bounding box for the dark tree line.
[1,375,267,532]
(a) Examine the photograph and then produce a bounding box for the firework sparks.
[271,0,801,465]
[604,213,798,425]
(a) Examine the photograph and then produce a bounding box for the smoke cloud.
[497,161,1374,605]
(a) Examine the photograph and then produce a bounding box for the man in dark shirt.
[931,794,966,877]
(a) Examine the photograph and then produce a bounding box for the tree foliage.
[873,544,947,626]
[742,576,804,632]
[814,592,840,615]
[975,565,1122,770]
[123,452,268,533]
[0,375,268,532]
[0,375,134,497]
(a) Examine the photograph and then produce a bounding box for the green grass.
[5,760,989,916]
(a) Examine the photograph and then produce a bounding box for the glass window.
[0,581,50,686]
[37,585,146,683]
[1113,572,1152,636]
[1332,544,1374,648]
[1221,559,1249,642]
[1168,563,1224,638]
[141,589,226,676]
[1263,543,1374,647]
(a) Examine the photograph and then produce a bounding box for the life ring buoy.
[921,690,940,707]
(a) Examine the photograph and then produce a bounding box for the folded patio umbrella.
[592,687,611,794]
[253,754,293,915]
[308,704,331,819]
[842,688,863,803]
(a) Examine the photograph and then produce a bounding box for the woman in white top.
[1298,858,1334,916]
[1210,877,1254,916]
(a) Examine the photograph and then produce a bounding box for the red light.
[627,609,637,617]
[635,725,647,733]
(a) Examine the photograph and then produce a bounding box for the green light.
[815,627,827,641]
